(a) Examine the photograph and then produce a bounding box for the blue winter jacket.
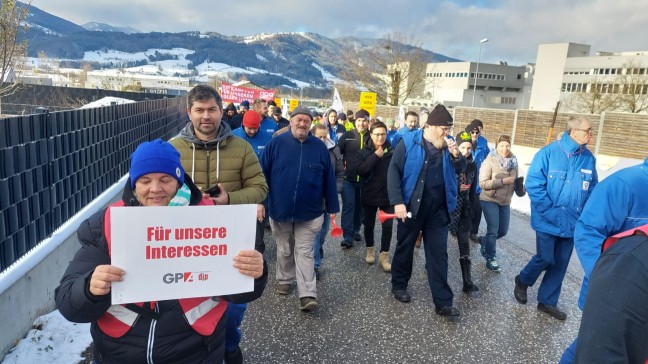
[472,135,489,193]
[231,127,272,160]
[260,131,340,222]
[390,126,417,148]
[526,132,598,237]
[387,128,460,217]
[259,116,278,138]
[575,157,648,309]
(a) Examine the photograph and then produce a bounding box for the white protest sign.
[110,204,256,304]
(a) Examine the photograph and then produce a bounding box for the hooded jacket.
[170,122,268,204]
[55,176,268,364]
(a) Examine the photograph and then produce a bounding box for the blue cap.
[129,139,184,189]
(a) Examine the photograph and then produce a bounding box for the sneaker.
[340,239,353,249]
[223,345,243,364]
[276,283,290,295]
[537,303,567,320]
[486,258,501,272]
[353,233,362,241]
[514,275,528,304]
[300,297,318,311]
[470,233,479,242]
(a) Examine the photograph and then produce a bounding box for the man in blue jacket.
[514,116,598,321]
[231,110,272,160]
[559,156,648,363]
[260,106,340,311]
[252,98,278,138]
[387,104,465,318]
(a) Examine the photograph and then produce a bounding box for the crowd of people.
[54,84,647,363]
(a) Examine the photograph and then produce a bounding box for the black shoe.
[224,345,243,364]
[392,289,411,303]
[537,303,567,320]
[340,239,353,249]
[470,233,479,242]
[353,233,362,241]
[435,306,460,316]
[514,275,528,304]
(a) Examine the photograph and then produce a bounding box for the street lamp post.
[471,38,489,107]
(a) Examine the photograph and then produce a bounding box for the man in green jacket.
[170,84,268,364]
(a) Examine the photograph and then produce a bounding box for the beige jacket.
[479,152,518,206]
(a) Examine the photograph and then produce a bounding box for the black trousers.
[391,210,453,308]
[470,192,482,235]
[457,213,471,257]
[362,204,394,252]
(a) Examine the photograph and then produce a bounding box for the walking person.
[55,139,267,364]
[311,124,344,278]
[170,85,268,363]
[260,106,340,311]
[355,121,394,272]
[466,119,489,242]
[514,116,597,320]
[449,131,479,292]
[387,104,465,317]
[338,109,370,248]
[478,135,518,272]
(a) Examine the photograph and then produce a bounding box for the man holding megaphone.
[386,104,465,319]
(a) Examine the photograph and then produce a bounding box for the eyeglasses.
[575,128,593,134]
[437,126,452,133]
[371,133,386,137]
[470,130,480,135]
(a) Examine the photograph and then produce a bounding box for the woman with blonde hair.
[478,135,518,272]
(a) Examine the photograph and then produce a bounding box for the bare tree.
[339,33,428,106]
[0,0,29,97]
[616,60,648,113]
[564,75,619,114]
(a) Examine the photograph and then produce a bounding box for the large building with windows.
[405,61,533,110]
[529,43,648,112]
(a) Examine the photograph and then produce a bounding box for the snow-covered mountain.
[81,22,140,34]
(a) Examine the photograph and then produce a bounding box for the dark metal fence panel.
[0,97,187,271]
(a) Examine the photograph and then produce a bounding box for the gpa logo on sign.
[162,271,210,284]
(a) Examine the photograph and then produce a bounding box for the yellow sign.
[289,99,299,112]
[275,98,282,108]
[359,92,377,117]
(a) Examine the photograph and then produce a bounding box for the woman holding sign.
[55,139,267,364]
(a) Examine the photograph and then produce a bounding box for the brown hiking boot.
[365,247,375,264]
[415,232,423,248]
[378,251,392,272]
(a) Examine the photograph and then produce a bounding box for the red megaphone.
[329,214,343,237]
[378,210,412,224]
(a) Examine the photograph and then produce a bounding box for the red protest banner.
[221,82,277,104]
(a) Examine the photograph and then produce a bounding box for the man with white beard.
[387,104,465,318]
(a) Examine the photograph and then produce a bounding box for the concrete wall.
[0,178,123,360]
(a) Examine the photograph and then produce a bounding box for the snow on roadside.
[1,311,91,364]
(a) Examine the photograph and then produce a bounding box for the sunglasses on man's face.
[470,130,480,135]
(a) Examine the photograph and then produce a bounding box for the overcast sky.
[33,0,647,65]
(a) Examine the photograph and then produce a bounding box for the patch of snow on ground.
[1,311,92,364]
[80,97,136,109]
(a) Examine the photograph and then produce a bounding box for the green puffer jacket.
[170,122,268,205]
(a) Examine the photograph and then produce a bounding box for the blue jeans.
[341,180,362,240]
[313,213,330,269]
[225,303,247,352]
[480,201,510,259]
[519,231,574,306]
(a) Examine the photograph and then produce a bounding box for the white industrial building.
[529,43,648,112]
[405,61,534,110]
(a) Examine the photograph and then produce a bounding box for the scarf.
[169,183,192,207]
[491,150,517,172]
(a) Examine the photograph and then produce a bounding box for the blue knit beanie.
[129,139,184,189]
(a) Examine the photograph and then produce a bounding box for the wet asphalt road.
[239,209,584,364]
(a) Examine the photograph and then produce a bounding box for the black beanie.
[455,131,473,147]
[426,104,453,126]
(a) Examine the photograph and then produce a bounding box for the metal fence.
[0,97,188,271]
